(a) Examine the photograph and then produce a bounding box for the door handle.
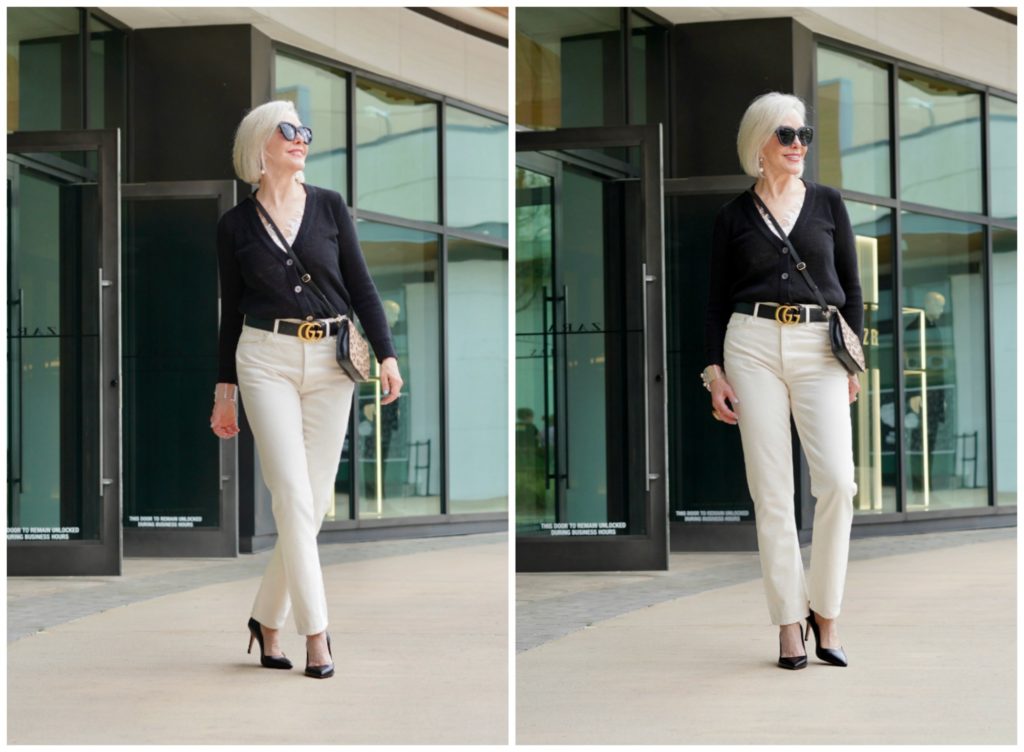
[642,264,655,492]
[561,284,570,489]
[99,270,114,496]
[541,285,552,489]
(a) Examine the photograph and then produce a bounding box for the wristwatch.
[700,365,723,391]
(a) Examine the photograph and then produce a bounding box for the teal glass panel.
[989,96,1016,220]
[817,46,891,197]
[447,238,508,514]
[900,211,988,509]
[86,15,125,131]
[7,7,83,131]
[8,155,102,542]
[515,167,555,529]
[991,228,1016,505]
[517,7,623,130]
[899,71,982,213]
[356,81,438,223]
[445,106,508,239]
[845,201,897,514]
[275,53,349,196]
[354,220,441,517]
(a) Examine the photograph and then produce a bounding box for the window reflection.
[8,7,82,131]
[992,229,1016,505]
[990,97,1016,220]
[356,81,438,223]
[448,238,508,514]
[355,220,441,518]
[845,201,897,514]
[445,106,508,239]
[817,47,891,197]
[899,72,983,213]
[901,212,988,509]
[275,54,349,196]
[516,7,623,130]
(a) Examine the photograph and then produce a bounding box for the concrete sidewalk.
[8,532,508,745]
[517,527,1016,745]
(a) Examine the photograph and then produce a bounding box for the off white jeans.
[723,308,856,626]
[236,323,355,636]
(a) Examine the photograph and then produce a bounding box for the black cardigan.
[703,180,864,367]
[216,184,397,383]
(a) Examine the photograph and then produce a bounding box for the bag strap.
[249,194,350,319]
[747,188,831,316]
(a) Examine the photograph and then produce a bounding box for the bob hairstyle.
[736,92,807,178]
[232,100,306,185]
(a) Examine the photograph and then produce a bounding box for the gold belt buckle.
[774,305,801,325]
[297,321,325,341]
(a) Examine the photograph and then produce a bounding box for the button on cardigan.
[703,180,864,368]
[216,184,398,383]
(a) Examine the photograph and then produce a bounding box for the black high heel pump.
[247,617,293,669]
[305,632,334,679]
[806,611,849,667]
[777,622,808,670]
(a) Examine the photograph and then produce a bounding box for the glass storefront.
[989,97,1016,220]
[356,80,439,223]
[817,47,891,197]
[991,229,1017,506]
[898,70,983,213]
[846,201,898,514]
[900,213,988,510]
[272,49,509,524]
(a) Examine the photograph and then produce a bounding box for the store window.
[86,15,124,130]
[991,228,1016,505]
[900,212,988,510]
[356,80,439,223]
[817,47,891,197]
[517,7,623,130]
[989,96,1016,220]
[8,7,82,131]
[447,238,508,514]
[898,71,983,213]
[445,106,508,239]
[628,12,667,127]
[355,220,441,518]
[275,53,349,197]
[845,201,897,514]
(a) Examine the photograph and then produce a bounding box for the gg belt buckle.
[297,321,325,341]
[774,304,801,325]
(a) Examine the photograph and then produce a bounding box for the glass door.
[121,181,238,556]
[516,125,667,571]
[7,130,121,576]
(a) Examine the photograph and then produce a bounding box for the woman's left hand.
[380,357,403,405]
[848,373,861,405]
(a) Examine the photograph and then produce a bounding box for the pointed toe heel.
[806,611,849,667]
[247,617,293,670]
[305,631,335,679]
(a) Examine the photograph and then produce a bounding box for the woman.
[702,92,862,670]
[210,100,403,679]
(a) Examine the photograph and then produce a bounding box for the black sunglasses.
[775,125,813,147]
[278,122,313,145]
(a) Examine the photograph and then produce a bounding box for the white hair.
[736,92,807,178]
[231,100,306,185]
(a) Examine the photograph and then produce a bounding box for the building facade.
[7,7,509,574]
[514,7,1016,570]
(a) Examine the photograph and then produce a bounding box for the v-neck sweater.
[703,180,864,367]
[216,184,397,383]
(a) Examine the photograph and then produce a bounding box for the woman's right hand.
[210,383,240,439]
[709,376,740,425]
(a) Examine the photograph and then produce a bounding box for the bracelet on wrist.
[214,384,237,403]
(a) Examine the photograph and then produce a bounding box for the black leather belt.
[245,316,340,341]
[734,302,829,325]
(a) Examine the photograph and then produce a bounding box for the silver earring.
[758,156,765,176]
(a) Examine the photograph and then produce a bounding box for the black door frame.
[121,180,239,557]
[7,129,122,576]
[516,124,669,572]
